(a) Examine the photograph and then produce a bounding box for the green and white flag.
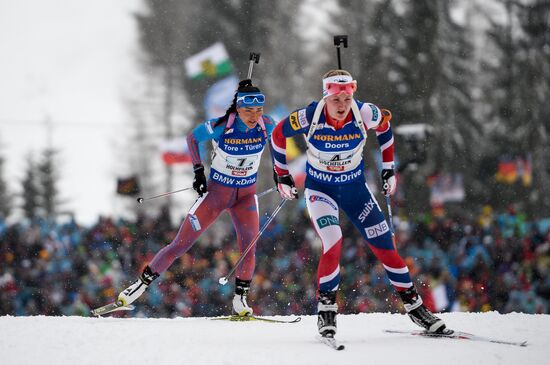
[184,42,233,80]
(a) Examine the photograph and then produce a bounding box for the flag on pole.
[495,155,532,186]
[184,42,233,80]
[116,176,140,196]
[160,137,192,165]
[495,159,517,184]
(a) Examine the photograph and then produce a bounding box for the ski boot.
[117,265,159,306]
[317,291,338,337]
[399,286,450,334]
[232,278,253,316]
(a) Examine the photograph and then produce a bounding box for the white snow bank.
[1,312,547,365]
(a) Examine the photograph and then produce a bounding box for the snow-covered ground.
[1,312,547,365]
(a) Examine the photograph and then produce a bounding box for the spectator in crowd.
[1,204,549,317]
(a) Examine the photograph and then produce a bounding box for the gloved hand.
[276,174,299,200]
[193,164,208,197]
[381,169,396,196]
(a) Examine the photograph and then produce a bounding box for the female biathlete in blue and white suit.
[271,70,448,337]
[117,79,275,317]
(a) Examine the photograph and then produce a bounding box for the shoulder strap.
[259,116,268,138]
[350,100,368,139]
[225,113,237,131]
[306,99,326,142]
[225,113,267,138]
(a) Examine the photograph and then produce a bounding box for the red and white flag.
[160,137,192,165]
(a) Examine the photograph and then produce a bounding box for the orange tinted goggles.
[324,81,357,97]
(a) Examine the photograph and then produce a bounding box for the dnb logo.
[309,194,338,211]
[369,104,379,122]
[365,221,389,239]
[316,215,339,229]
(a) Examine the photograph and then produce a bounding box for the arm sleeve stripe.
[271,122,290,175]
[187,133,202,166]
[379,135,394,152]
[271,141,286,155]
[376,128,393,147]
[274,159,289,171]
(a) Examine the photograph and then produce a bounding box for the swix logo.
[365,221,389,239]
[358,199,376,223]
[309,195,338,211]
[231,170,247,176]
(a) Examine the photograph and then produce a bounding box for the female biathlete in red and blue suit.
[271,70,449,338]
[117,79,275,316]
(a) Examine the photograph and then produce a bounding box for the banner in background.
[184,42,233,80]
[116,176,140,196]
[428,173,465,205]
[203,75,238,120]
[160,137,192,165]
[495,155,532,186]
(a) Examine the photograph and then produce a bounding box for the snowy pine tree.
[0,156,12,219]
[37,148,60,219]
[481,0,550,214]
[21,154,40,220]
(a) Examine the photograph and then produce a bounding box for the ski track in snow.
[1,312,548,365]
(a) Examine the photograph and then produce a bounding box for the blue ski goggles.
[236,93,265,107]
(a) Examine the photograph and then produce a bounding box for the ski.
[384,329,527,347]
[91,302,135,317]
[210,315,301,324]
[317,334,345,351]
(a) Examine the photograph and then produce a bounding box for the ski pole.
[247,52,261,79]
[333,35,348,69]
[385,194,395,234]
[256,186,277,199]
[219,198,287,285]
[136,187,193,204]
[384,192,398,249]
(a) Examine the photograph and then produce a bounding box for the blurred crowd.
[1,203,549,318]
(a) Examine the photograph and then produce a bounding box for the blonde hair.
[323,69,352,79]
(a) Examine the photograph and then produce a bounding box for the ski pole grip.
[247,52,261,79]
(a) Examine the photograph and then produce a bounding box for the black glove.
[381,169,396,196]
[193,164,207,197]
[277,174,299,200]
